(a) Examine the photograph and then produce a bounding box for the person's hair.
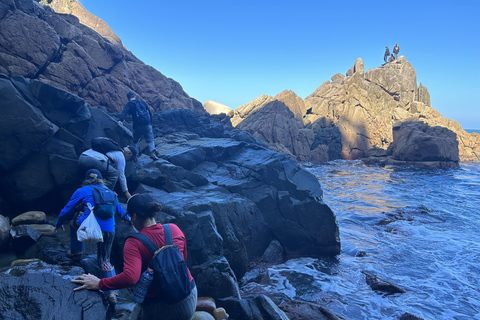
[82,176,105,187]
[127,194,162,219]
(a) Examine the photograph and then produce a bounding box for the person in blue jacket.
[54,168,130,305]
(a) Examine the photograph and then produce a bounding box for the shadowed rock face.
[0,73,340,304]
[228,57,480,163]
[0,0,203,113]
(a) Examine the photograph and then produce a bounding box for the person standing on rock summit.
[393,43,400,59]
[384,46,390,63]
[118,92,160,161]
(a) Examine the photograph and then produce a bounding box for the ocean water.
[465,129,480,134]
[241,160,480,320]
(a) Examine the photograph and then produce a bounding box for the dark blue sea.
[242,160,480,320]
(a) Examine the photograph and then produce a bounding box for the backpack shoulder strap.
[88,185,98,200]
[163,224,173,246]
[128,232,159,254]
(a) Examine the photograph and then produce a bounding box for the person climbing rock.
[118,92,160,161]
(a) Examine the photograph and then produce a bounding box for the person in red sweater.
[72,194,197,320]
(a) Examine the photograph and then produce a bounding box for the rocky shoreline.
[0,73,341,319]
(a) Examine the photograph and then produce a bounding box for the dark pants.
[133,124,155,154]
[70,217,118,297]
[130,285,198,320]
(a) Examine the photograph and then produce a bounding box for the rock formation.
[0,1,342,318]
[203,100,234,117]
[0,73,340,318]
[45,0,122,46]
[229,57,480,164]
[0,260,108,319]
[0,0,203,113]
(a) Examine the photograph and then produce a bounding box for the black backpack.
[89,185,117,219]
[91,137,123,155]
[128,224,192,304]
[133,100,151,125]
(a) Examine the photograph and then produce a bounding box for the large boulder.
[0,260,107,320]
[0,74,133,208]
[389,121,459,168]
[236,92,338,162]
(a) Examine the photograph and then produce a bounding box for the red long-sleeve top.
[99,223,193,298]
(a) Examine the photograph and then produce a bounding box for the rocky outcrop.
[389,121,459,168]
[0,259,108,320]
[0,74,340,318]
[0,0,203,113]
[235,91,341,163]
[203,100,234,117]
[228,57,480,164]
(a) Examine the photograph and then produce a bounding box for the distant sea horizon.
[466,129,480,134]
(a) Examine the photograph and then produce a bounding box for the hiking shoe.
[154,149,161,157]
[66,250,84,261]
[149,151,159,161]
[107,293,118,305]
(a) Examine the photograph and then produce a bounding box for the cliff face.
[0,0,204,113]
[46,0,122,46]
[230,57,480,163]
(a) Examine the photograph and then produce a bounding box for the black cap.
[127,92,135,99]
[127,194,154,214]
[127,145,138,162]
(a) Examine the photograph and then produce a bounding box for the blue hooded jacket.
[56,184,129,232]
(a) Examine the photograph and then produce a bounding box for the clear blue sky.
[81,0,480,129]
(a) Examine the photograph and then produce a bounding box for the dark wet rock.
[279,300,345,320]
[10,225,42,253]
[355,250,367,257]
[0,214,10,252]
[192,256,241,300]
[390,121,459,167]
[240,267,270,287]
[0,259,107,320]
[362,271,406,294]
[260,239,284,264]
[218,294,289,320]
[399,312,425,320]
[377,205,446,226]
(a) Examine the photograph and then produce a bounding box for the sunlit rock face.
[0,0,203,113]
[230,57,480,163]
